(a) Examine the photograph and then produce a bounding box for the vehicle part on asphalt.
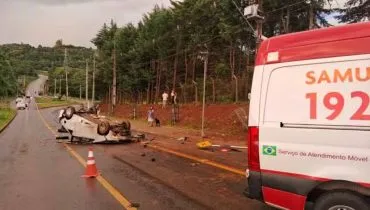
[56,136,69,140]
[110,121,131,137]
[177,137,188,144]
[196,139,213,149]
[130,203,140,208]
[64,106,75,120]
[97,121,110,136]
[57,127,68,133]
[88,106,97,114]
[59,106,132,144]
[197,139,247,150]
[132,133,145,142]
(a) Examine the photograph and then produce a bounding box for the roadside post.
[133,104,137,120]
[198,48,208,137]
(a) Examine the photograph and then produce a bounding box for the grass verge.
[36,97,80,109]
[0,108,16,132]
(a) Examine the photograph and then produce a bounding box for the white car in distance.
[16,99,27,110]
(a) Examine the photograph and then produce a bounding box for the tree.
[335,0,369,23]
[89,0,336,103]
[0,51,17,97]
[0,43,93,98]
[54,39,63,48]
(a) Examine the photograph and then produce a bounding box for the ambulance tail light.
[247,126,260,172]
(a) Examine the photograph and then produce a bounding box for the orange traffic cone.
[82,147,99,178]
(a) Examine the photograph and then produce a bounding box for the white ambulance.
[245,22,370,210]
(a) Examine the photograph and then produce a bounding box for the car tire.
[97,121,110,136]
[313,191,369,210]
[59,109,66,121]
[126,121,131,130]
[65,107,75,120]
[121,121,129,130]
[89,106,97,114]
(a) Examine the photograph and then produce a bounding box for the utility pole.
[79,84,82,100]
[92,55,96,105]
[173,25,180,91]
[112,41,117,109]
[23,75,26,89]
[256,0,263,50]
[200,50,208,137]
[309,0,314,29]
[64,48,69,100]
[54,78,56,96]
[86,59,89,108]
[59,76,62,96]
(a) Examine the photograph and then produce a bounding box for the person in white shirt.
[162,91,169,108]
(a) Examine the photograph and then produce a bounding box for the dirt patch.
[100,103,249,143]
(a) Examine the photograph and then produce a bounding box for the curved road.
[0,76,273,210]
[0,76,122,210]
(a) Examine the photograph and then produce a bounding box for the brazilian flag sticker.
[262,145,277,156]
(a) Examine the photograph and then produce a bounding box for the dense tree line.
[0,0,368,100]
[0,50,17,97]
[0,41,93,97]
[91,0,369,103]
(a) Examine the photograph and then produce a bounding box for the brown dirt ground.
[100,103,249,143]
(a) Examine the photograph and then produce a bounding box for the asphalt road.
[0,77,273,210]
[0,78,121,210]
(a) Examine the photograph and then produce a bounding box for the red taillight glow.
[247,126,260,172]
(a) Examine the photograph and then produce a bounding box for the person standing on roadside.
[171,89,175,104]
[147,107,155,127]
[174,91,178,105]
[162,91,169,108]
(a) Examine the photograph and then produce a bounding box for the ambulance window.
[264,58,369,126]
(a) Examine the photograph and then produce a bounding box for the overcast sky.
[0,0,346,48]
[0,0,171,48]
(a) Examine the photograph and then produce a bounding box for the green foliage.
[35,97,77,109]
[335,0,369,23]
[0,108,16,130]
[0,50,17,97]
[89,0,336,103]
[2,0,341,102]
[263,0,335,37]
[214,62,229,78]
[48,66,86,98]
[0,42,93,98]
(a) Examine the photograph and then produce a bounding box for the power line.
[230,0,257,37]
[265,0,306,15]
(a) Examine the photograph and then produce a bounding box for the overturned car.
[58,106,131,143]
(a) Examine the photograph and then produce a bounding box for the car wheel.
[58,109,66,121]
[97,121,110,136]
[121,121,129,130]
[314,191,369,210]
[89,106,97,114]
[65,107,76,120]
[126,121,131,130]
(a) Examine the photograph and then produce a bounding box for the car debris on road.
[196,139,247,151]
[57,106,132,144]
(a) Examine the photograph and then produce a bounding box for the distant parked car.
[16,100,27,110]
[15,97,23,104]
